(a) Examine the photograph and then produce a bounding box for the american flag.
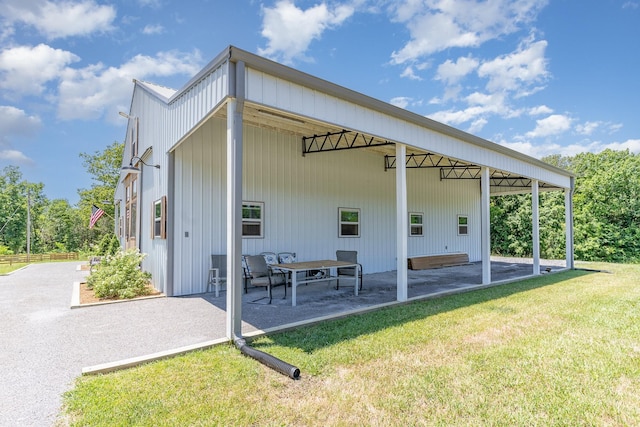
[89,205,105,229]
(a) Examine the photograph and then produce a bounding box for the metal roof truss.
[302,129,394,156]
[385,155,558,189]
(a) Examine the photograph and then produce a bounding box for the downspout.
[226,54,301,380]
[234,338,301,380]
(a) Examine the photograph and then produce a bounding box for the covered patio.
[202,257,567,337]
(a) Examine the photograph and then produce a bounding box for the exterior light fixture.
[121,156,160,174]
[118,111,131,119]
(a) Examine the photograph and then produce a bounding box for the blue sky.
[1,0,639,204]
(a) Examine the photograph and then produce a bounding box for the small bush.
[87,249,152,299]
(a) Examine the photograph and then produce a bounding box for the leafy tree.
[77,141,124,246]
[0,166,47,253]
[491,149,640,263]
[39,199,82,252]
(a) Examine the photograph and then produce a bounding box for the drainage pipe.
[234,338,300,380]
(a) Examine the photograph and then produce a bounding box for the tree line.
[1,144,638,263]
[491,149,640,262]
[0,142,123,256]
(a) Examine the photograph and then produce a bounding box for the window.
[130,117,139,159]
[409,212,423,236]
[153,196,167,239]
[339,207,360,237]
[458,215,469,236]
[242,202,264,238]
[124,175,138,249]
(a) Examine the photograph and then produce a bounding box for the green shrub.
[87,249,152,299]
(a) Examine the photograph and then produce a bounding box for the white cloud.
[575,121,601,136]
[0,105,41,164]
[0,44,79,97]
[142,24,164,35]
[478,37,549,94]
[0,0,116,39]
[468,118,488,133]
[427,91,515,125]
[498,138,640,159]
[526,114,572,138]
[390,0,548,64]
[528,105,553,116]
[400,65,422,80]
[57,50,203,121]
[390,96,412,109]
[0,149,32,163]
[258,0,354,64]
[0,105,42,142]
[435,55,479,85]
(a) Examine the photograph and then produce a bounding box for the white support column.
[226,62,244,341]
[565,177,575,269]
[481,167,491,284]
[396,143,408,302]
[532,180,540,275]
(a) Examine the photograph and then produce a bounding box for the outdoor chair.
[260,251,286,274]
[242,255,251,293]
[277,252,307,284]
[336,250,363,291]
[244,254,287,304]
[207,254,226,297]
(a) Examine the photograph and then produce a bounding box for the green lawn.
[61,262,640,426]
[0,263,28,275]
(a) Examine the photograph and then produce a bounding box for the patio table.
[272,259,361,306]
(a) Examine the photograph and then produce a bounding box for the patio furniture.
[207,255,226,297]
[244,254,287,304]
[336,250,363,291]
[277,252,307,284]
[272,259,360,306]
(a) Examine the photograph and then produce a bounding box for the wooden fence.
[0,253,79,265]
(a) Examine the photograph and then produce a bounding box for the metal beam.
[302,130,393,155]
[386,156,559,189]
[385,153,470,170]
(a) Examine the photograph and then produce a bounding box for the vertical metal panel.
[171,117,487,295]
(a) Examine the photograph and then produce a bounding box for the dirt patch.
[79,282,162,305]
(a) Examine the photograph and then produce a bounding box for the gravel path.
[0,262,228,426]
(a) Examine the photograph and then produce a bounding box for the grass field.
[0,263,28,275]
[61,262,640,426]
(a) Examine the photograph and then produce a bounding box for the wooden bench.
[408,253,469,270]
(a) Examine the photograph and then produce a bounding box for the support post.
[532,180,540,275]
[226,61,245,340]
[565,177,575,269]
[481,167,491,284]
[396,143,408,302]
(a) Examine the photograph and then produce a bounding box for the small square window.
[339,208,360,237]
[243,202,264,238]
[458,215,468,236]
[409,212,423,236]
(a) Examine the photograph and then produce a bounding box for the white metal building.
[115,45,574,340]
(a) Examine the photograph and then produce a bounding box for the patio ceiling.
[224,103,560,191]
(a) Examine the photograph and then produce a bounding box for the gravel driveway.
[0,262,229,426]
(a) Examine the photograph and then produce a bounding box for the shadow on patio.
[200,258,573,337]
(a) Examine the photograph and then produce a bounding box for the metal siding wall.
[406,169,481,262]
[124,62,230,296]
[171,116,484,295]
